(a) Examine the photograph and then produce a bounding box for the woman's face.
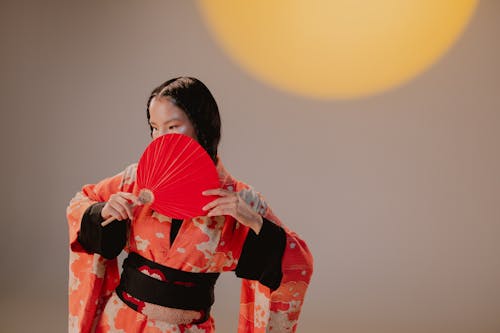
[148,97,197,141]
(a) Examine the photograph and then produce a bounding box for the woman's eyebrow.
[149,117,182,126]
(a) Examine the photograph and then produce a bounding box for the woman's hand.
[101,192,140,221]
[202,188,263,234]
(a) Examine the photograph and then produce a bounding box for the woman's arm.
[203,180,313,332]
[234,216,287,290]
[67,164,137,254]
[67,164,137,333]
[77,202,127,259]
[230,186,314,333]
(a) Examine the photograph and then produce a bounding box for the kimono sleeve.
[236,187,314,333]
[67,163,137,333]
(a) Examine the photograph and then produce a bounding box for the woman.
[67,77,313,333]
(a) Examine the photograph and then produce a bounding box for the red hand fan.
[101,133,220,226]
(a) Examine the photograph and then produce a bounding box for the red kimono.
[67,161,313,332]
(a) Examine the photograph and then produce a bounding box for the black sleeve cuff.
[77,202,127,259]
[235,218,286,291]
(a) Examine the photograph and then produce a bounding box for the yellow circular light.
[197,0,478,99]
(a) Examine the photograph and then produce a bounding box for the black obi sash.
[116,252,220,322]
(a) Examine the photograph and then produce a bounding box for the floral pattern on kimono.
[67,161,313,333]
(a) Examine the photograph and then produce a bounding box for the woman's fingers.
[202,188,232,197]
[203,189,263,234]
[202,194,238,212]
[204,196,242,218]
[206,201,263,233]
[107,200,129,220]
[106,205,127,221]
[202,189,263,233]
[102,192,138,221]
[113,195,134,220]
[206,203,235,217]
[118,192,141,206]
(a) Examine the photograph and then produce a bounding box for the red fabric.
[67,161,313,332]
[137,133,220,219]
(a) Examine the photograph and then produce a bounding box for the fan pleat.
[151,141,201,191]
[136,133,220,219]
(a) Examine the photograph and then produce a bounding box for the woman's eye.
[168,125,178,130]
[152,128,158,131]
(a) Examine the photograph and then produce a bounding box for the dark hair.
[146,77,221,163]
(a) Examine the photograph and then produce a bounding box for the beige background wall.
[1,1,499,332]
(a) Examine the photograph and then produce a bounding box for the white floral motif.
[238,187,268,215]
[135,235,150,251]
[68,253,80,292]
[145,319,181,332]
[91,254,106,278]
[69,191,93,206]
[119,163,137,188]
[253,287,271,328]
[189,216,238,272]
[184,327,207,333]
[101,293,127,333]
[152,211,171,223]
[68,314,79,333]
[67,192,94,226]
[268,300,301,332]
[193,216,224,260]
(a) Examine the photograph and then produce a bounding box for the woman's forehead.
[149,97,188,121]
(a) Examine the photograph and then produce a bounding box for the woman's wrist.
[250,215,263,234]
